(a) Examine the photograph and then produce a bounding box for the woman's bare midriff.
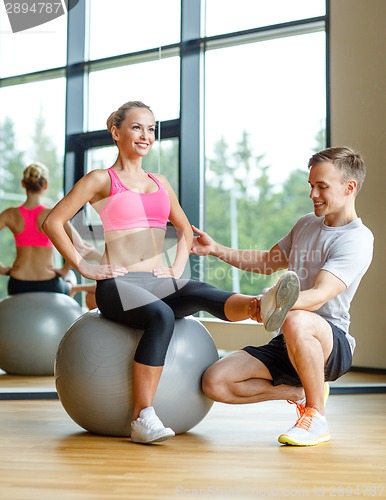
[102,227,167,272]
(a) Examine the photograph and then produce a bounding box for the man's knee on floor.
[201,364,230,402]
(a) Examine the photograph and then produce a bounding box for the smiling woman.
[42,99,300,444]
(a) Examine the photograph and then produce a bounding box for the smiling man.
[191,147,374,447]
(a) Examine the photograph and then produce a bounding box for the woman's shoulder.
[148,172,172,190]
[0,206,20,221]
[1,206,19,214]
[0,206,23,232]
[77,168,111,188]
[39,206,53,218]
[147,171,164,180]
[86,168,111,179]
[73,169,112,202]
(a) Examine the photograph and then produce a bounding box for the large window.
[88,0,181,60]
[203,30,326,295]
[0,0,328,302]
[0,77,66,298]
[0,9,66,77]
[0,79,66,170]
[87,57,180,131]
[205,0,325,36]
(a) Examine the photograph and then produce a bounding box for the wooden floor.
[0,373,385,499]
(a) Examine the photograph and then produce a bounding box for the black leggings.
[8,276,71,295]
[95,272,235,366]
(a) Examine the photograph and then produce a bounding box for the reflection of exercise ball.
[55,311,219,437]
[0,293,83,375]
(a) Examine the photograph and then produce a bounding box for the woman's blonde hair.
[22,162,49,193]
[106,101,154,144]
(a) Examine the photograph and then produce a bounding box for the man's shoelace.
[294,408,318,431]
[287,399,306,419]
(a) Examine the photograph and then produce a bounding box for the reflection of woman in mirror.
[0,162,99,307]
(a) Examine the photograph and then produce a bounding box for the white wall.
[329,0,386,368]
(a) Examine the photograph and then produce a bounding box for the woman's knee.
[146,301,175,331]
[146,303,178,353]
[134,303,175,366]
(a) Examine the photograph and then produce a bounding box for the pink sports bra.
[99,168,170,232]
[14,205,53,248]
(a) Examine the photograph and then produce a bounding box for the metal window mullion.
[180,0,202,225]
[180,0,202,280]
[64,0,87,194]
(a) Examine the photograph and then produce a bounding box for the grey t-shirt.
[278,213,374,352]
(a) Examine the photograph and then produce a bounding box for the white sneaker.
[278,407,330,446]
[259,271,300,332]
[131,407,175,444]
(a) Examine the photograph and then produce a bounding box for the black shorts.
[243,321,353,387]
[8,276,71,295]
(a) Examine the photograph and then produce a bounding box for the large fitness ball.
[55,311,219,436]
[0,292,83,375]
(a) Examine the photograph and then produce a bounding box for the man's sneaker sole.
[278,407,330,447]
[131,427,175,445]
[264,272,300,332]
[278,432,330,447]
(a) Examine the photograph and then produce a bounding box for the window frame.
[0,0,329,278]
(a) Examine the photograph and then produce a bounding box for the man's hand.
[191,225,217,256]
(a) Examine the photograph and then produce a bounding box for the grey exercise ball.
[0,292,83,375]
[55,311,219,436]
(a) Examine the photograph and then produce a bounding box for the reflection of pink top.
[100,168,170,232]
[14,205,53,247]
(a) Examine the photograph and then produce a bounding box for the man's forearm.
[211,245,274,274]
